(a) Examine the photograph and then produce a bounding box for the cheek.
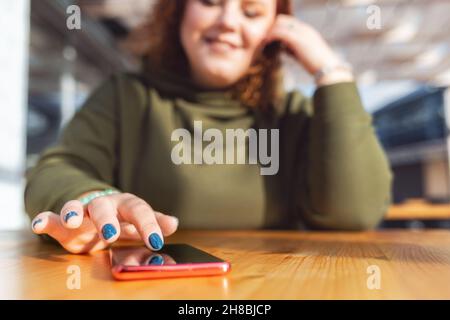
[244,23,273,53]
[181,14,203,49]
[181,2,218,54]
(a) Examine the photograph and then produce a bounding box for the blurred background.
[1,0,449,230]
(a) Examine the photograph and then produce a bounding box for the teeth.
[206,38,232,46]
[210,40,231,47]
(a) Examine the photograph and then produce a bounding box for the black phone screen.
[110,244,225,267]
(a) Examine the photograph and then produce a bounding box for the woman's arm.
[24,75,120,220]
[267,15,392,230]
[295,83,392,230]
[25,74,179,253]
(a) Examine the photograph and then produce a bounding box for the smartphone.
[109,244,231,280]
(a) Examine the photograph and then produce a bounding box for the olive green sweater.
[24,68,392,230]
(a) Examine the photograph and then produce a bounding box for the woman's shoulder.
[95,72,159,110]
[277,88,312,117]
[106,72,152,93]
[87,72,150,100]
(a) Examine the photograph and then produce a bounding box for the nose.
[217,1,240,31]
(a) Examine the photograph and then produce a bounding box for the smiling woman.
[181,0,278,88]
[146,0,292,110]
[24,0,392,254]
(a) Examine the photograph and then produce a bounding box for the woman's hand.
[30,192,179,254]
[264,14,354,85]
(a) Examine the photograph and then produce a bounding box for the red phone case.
[110,249,231,281]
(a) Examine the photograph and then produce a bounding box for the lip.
[204,36,241,49]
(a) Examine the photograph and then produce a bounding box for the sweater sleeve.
[291,82,393,230]
[24,75,121,220]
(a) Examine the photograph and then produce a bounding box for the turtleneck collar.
[143,65,244,110]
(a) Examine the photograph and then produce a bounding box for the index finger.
[114,194,164,251]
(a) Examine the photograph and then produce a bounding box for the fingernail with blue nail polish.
[32,219,42,229]
[149,233,163,250]
[148,255,164,265]
[64,211,78,223]
[102,224,117,240]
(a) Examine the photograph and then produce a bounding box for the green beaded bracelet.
[79,189,120,206]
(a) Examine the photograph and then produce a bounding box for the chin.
[200,62,247,88]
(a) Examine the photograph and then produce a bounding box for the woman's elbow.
[301,195,391,231]
[334,207,387,231]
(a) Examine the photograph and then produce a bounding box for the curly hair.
[145,0,293,111]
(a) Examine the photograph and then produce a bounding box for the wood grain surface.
[1,229,450,299]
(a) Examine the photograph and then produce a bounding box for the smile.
[204,37,241,53]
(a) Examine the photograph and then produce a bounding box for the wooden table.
[386,199,450,221]
[1,229,450,299]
